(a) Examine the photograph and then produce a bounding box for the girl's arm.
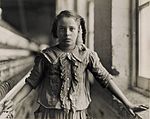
[3,83,33,112]
[2,53,45,112]
[12,83,33,107]
[88,51,149,115]
[107,79,148,115]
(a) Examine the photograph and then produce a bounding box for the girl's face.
[57,17,79,49]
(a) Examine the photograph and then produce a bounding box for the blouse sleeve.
[88,51,113,88]
[25,53,45,89]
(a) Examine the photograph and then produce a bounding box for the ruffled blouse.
[26,44,113,113]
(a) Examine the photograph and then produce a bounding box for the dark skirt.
[34,105,88,119]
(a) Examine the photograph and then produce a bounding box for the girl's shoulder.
[41,46,56,53]
[75,44,97,62]
[78,43,96,55]
[40,46,62,64]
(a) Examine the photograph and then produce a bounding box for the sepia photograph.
[0,0,149,119]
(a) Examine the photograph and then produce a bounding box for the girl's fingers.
[132,105,149,112]
[139,105,149,109]
[3,100,15,111]
[3,107,14,112]
[4,100,12,106]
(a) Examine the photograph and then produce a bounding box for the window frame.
[131,0,150,97]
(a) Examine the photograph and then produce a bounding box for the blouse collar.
[41,44,87,64]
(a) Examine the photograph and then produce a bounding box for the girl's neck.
[57,44,76,52]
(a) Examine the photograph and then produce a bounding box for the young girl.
[1,10,148,119]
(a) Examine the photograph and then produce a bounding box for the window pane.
[139,3,150,79]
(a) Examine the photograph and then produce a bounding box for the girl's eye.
[70,27,75,31]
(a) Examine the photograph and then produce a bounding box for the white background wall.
[111,0,131,90]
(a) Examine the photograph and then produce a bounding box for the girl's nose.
[65,28,71,35]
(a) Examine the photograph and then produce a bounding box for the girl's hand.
[131,104,149,112]
[3,100,15,112]
[0,100,15,119]
[128,104,149,116]
[0,110,15,119]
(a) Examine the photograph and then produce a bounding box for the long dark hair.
[51,10,86,44]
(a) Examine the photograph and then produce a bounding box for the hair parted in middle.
[51,10,86,44]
